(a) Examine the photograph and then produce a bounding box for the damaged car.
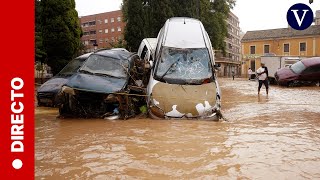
[58,49,146,119]
[36,52,92,107]
[146,17,222,120]
[275,57,320,87]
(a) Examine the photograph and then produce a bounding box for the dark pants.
[258,80,269,91]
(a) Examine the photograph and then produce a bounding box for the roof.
[94,49,135,60]
[301,57,320,67]
[242,25,320,42]
[76,52,92,59]
[164,17,207,48]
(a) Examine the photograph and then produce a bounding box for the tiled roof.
[242,25,320,42]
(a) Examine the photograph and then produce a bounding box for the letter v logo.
[287,3,314,30]
[291,10,309,27]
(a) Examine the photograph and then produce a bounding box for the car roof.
[163,17,206,48]
[145,38,158,50]
[94,49,135,60]
[76,52,92,59]
[301,57,320,67]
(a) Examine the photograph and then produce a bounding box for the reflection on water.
[35,78,320,179]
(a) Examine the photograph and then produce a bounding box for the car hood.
[150,81,218,118]
[276,67,297,79]
[64,73,127,94]
[37,77,69,93]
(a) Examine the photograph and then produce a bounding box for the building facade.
[215,11,241,77]
[79,10,125,52]
[241,25,320,76]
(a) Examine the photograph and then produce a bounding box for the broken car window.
[58,58,85,76]
[155,47,213,84]
[80,54,127,78]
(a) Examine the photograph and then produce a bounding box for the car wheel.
[287,80,299,87]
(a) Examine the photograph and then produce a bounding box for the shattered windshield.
[58,58,85,76]
[155,47,213,84]
[290,61,306,74]
[79,54,128,78]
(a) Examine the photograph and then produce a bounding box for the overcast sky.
[75,0,320,32]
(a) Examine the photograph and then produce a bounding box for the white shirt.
[256,67,267,80]
[248,69,252,74]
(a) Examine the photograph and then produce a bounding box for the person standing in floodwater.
[248,68,253,80]
[232,71,235,80]
[256,62,269,94]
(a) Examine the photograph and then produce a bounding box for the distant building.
[79,10,125,52]
[215,11,241,77]
[241,25,320,75]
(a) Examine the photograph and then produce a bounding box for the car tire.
[287,80,299,87]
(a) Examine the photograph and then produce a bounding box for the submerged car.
[275,57,320,87]
[36,53,92,106]
[58,49,144,119]
[146,17,222,120]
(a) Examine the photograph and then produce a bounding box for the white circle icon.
[12,159,23,169]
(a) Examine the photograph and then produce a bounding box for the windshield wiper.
[93,72,123,79]
[159,58,180,81]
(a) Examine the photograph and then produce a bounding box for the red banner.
[0,0,34,179]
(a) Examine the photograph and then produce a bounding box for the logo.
[287,3,314,30]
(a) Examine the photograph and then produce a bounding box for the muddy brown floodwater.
[35,78,320,179]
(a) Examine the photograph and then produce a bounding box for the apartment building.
[215,11,241,77]
[79,10,125,52]
[241,25,320,72]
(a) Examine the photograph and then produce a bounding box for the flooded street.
[35,78,320,179]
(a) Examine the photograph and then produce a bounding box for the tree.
[40,0,82,74]
[123,0,145,52]
[35,0,46,63]
[122,0,235,52]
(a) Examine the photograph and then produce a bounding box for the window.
[264,45,270,54]
[105,29,108,34]
[300,42,306,51]
[83,31,89,36]
[89,30,96,35]
[111,28,115,32]
[99,29,102,33]
[99,39,103,44]
[117,27,121,32]
[284,43,290,53]
[111,18,114,23]
[117,17,121,22]
[104,19,108,23]
[250,46,256,54]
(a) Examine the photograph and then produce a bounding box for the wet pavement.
[35,78,320,179]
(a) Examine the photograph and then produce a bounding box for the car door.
[299,64,320,81]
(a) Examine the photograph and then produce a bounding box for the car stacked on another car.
[58,49,146,119]
[275,57,320,87]
[36,52,92,107]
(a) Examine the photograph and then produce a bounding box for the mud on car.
[58,49,147,119]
